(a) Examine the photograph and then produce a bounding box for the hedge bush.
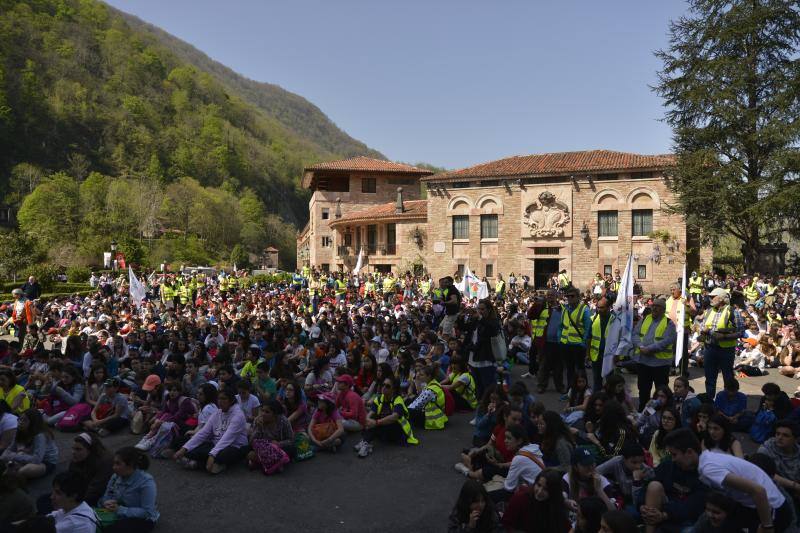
[22,263,60,292]
[66,266,92,283]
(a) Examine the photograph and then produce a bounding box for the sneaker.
[454,462,470,476]
[358,443,373,458]
[176,457,198,470]
[209,462,226,475]
[521,372,531,379]
[135,435,156,451]
[354,439,367,452]
[469,418,476,426]
[559,393,569,401]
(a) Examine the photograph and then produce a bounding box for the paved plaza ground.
[15,362,796,533]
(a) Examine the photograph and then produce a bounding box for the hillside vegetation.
[0,0,382,272]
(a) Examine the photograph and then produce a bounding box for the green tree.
[17,172,80,248]
[655,0,800,271]
[0,231,38,281]
[230,244,249,268]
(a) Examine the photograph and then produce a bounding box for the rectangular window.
[604,264,613,276]
[343,233,352,247]
[321,263,329,272]
[632,209,653,236]
[367,225,377,253]
[480,214,498,239]
[386,223,396,255]
[631,172,652,179]
[457,264,465,277]
[534,247,560,255]
[321,236,332,247]
[321,208,329,220]
[361,177,376,193]
[452,182,471,188]
[452,215,469,239]
[638,265,647,279]
[485,264,494,278]
[598,211,618,237]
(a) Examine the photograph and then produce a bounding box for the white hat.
[709,287,728,297]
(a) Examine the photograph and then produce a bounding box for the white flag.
[675,263,687,367]
[602,254,635,376]
[353,247,364,275]
[463,266,476,298]
[128,266,146,309]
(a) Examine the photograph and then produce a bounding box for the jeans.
[513,350,529,365]
[537,342,564,392]
[560,343,585,390]
[186,442,249,466]
[470,365,497,400]
[636,364,670,411]
[703,344,735,399]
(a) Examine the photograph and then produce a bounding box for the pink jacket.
[336,389,366,425]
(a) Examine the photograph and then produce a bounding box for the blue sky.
[105,0,689,170]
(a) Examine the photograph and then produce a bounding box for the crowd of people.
[0,266,797,532]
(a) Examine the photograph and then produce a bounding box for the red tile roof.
[329,200,427,226]
[305,157,433,174]
[422,150,675,182]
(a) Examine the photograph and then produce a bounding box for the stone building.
[297,150,708,293]
[296,157,433,271]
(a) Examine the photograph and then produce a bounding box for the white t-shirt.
[699,450,785,509]
[235,394,261,419]
[48,501,98,533]
[504,444,544,492]
[0,412,18,433]
[198,404,219,427]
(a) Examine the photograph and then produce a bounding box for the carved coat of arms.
[523,191,570,237]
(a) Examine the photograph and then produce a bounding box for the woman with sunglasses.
[354,376,418,458]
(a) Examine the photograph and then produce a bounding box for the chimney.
[395,187,404,213]
[335,197,342,218]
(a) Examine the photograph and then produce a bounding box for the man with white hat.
[699,287,745,398]
[2,288,36,344]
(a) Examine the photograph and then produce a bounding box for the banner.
[602,254,635,376]
[353,247,364,275]
[128,266,146,309]
[675,263,687,368]
[455,266,489,300]
[103,252,112,268]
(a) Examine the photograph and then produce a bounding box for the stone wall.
[425,173,688,293]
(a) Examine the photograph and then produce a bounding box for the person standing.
[559,287,591,393]
[587,297,613,392]
[537,290,564,394]
[439,277,462,340]
[21,276,41,301]
[2,289,36,345]
[699,288,745,399]
[688,271,703,307]
[468,299,500,400]
[666,283,697,378]
[632,299,676,411]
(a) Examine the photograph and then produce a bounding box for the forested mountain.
[0,0,383,270]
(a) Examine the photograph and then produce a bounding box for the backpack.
[251,438,290,475]
[57,403,92,431]
[442,386,455,417]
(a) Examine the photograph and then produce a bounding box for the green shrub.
[66,266,92,283]
[23,263,60,292]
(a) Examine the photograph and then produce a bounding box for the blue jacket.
[99,469,159,522]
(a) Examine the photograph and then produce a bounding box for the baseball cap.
[334,374,354,387]
[571,447,596,466]
[103,377,121,388]
[142,374,162,392]
[709,288,728,297]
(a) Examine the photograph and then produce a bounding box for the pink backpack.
[251,439,290,475]
[56,403,92,431]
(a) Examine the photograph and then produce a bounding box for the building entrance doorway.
[534,259,560,289]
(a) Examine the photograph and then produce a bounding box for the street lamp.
[110,239,118,273]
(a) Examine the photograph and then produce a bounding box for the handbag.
[293,432,315,461]
[251,438,290,475]
[311,420,337,442]
[130,410,145,434]
[490,329,507,362]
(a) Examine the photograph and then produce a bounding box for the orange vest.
[12,300,35,325]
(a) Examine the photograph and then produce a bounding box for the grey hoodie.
[758,437,800,482]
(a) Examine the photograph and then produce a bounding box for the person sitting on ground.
[174,388,249,474]
[0,408,59,479]
[407,363,448,430]
[599,510,638,533]
[279,380,310,434]
[563,447,615,512]
[562,371,592,426]
[41,365,85,427]
[648,406,681,467]
[355,375,418,458]
[455,404,524,481]
[134,381,196,453]
[596,443,654,512]
[235,379,260,424]
[672,376,702,429]
[334,374,366,433]
[664,427,791,533]
[572,496,607,533]
[584,400,635,463]
[441,357,477,412]
[446,479,502,533]
[751,395,778,445]
[757,418,800,519]
[536,410,575,472]
[713,378,753,432]
[702,414,744,458]
[308,392,345,452]
[0,461,35,526]
[472,385,508,447]
[502,468,570,533]
[491,424,544,504]
[47,470,98,533]
[0,401,17,456]
[66,433,113,508]
[82,378,131,437]
[0,369,31,415]
[247,400,294,471]
[690,491,740,533]
[636,385,673,448]
[98,447,159,533]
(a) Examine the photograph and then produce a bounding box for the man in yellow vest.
[700,288,745,399]
[334,274,348,303]
[559,286,592,392]
[407,364,447,429]
[534,290,564,394]
[666,283,698,378]
[420,277,431,297]
[743,276,760,303]
[382,273,396,302]
[587,297,613,392]
[557,269,571,291]
[632,298,677,410]
[688,271,703,306]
